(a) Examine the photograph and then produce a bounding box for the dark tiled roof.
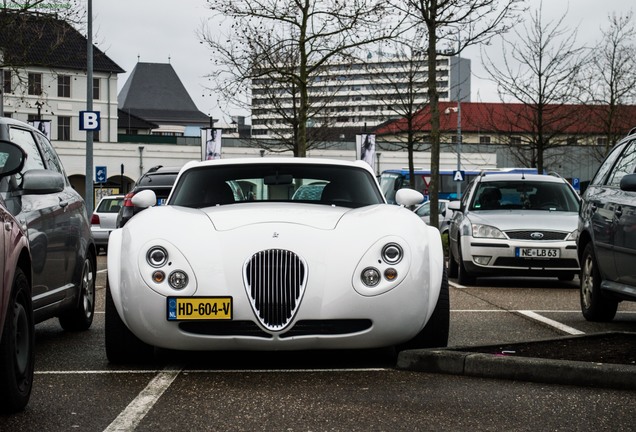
[0,11,124,73]
[117,109,158,130]
[376,101,636,136]
[118,62,209,126]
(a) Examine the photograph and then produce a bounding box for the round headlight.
[361,267,381,287]
[382,243,403,264]
[147,247,168,268]
[168,270,189,290]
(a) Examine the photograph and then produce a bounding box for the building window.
[93,78,100,100]
[58,116,71,140]
[2,70,11,94]
[28,73,42,95]
[597,137,608,146]
[57,75,71,98]
[567,137,578,145]
[93,130,100,142]
[480,136,491,144]
[509,136,521,145]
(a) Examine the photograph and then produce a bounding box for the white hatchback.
[91,195,124,254]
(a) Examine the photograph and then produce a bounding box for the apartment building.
[251,53,470,139]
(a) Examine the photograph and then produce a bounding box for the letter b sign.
[79,111,101,131]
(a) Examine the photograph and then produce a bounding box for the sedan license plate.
[166,297,232,321]
[516,248,560,258]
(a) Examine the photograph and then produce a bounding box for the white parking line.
[517,310,585,335]
[103,368,181,432]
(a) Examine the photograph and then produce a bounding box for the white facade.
[2,66,119,142]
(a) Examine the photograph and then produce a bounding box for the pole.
[84,0,94,216]
[456,32,462,200]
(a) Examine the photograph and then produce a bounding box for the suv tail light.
[122,192,136,207]
[91,214,100,225]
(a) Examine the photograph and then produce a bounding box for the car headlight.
[361,267,381,287]
[147,246,168,267]
[565,229,579,241]
[381,243,403,264]
[169,271,189,290]
[472,224,506,239]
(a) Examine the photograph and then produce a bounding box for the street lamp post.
[84,0,94,216]
[456,32,462,200]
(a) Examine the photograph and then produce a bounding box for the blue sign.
[79,111,101,131]
[572,177,580,191]
[95,166,107,183]
[453,170,465,182]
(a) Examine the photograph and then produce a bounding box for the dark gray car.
[0,118,96,331]
[577,131,636,321]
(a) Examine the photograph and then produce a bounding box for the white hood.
[202,203,351,231]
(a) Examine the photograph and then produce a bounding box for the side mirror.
[20,169,65,194]
[0,140,26,178]
[620,173,636,192]
[132,189,157,208]
[448,200,461,211]
[395,188,424,207]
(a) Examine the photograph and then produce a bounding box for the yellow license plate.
[166,297,232,321]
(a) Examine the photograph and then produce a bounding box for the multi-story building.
[251,53,470,139]
[0,11,124,143]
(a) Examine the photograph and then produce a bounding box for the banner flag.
[202,128,222,160]
[29,120,51,140]
[356,133,376,169]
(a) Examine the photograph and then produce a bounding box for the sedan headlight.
[565,229,579,241]
[472,224,506,239]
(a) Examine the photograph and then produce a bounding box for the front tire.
[105,279,154,364]
[0,269,34,414]
[397,267,450,351]
[59,255,96,331]
[580,243,618,322]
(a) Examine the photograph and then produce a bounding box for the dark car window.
[138,173,179,188]
[36,133,67,178]
[8,127,45,171]
[590,141,628,187]
[606,140,636,187]
[470,180,579,212]
[170,163,384,208]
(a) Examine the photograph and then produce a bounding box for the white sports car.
[105,158,448,363]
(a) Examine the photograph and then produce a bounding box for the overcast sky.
[92,0,634,123]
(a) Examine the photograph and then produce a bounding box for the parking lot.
[1,254,635,431]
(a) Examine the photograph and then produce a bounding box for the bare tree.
[396,0,523,228]
[482,3,586,173]
[577,12,636,161]
[200,0,404,157]
[366,37,432,188]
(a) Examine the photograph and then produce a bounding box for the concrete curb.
[397,346,636,391]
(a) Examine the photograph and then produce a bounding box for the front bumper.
[460,237,579,277]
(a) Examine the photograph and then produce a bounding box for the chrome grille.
[505,230,568,241]
[243,249,307,331]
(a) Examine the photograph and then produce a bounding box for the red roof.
[375,101,636,136]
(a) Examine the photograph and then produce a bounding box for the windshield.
[469,180,580,212]
[170,163,385,209]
